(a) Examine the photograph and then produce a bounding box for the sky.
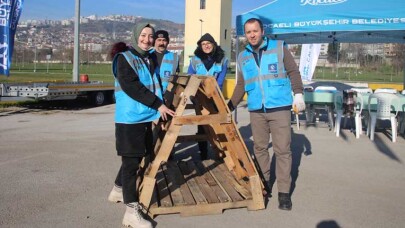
[20,0,272,26]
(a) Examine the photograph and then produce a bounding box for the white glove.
[293,93,306,112]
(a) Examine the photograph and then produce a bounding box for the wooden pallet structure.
[139,75,265,217]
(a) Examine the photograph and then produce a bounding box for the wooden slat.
[186,161,220,204]
[177,162,208,205]
[172,114,231,125]
[149,200,251,217]
[195,161,230,203]
[162,163,186,206]
[218,163,252,199]
[247,175,265,211]
[203,160,244,202]
[167,162,196,206]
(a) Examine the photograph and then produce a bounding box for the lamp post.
[199,19,203,37]
[34,45,37,73]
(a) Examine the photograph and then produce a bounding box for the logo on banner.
[268,64,278,74]
[0,41,8,70]
[0,0,23,76]
[300,0,347,6]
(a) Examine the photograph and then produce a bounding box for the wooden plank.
[166,162,196,206]
[247,175,265,211]
[171,75,190,86]
[203,160,244,202]
[177,162,208,205]
[195,161,230,203]
[149,200,252,218]
[162,163,186,206]
[201,77,228,113]
[156,165,173,207]
[218,163,252,199]
[172,114,231,125]
[139,176,156,209]
[186,161,220,204]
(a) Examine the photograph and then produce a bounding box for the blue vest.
[238,38,293,111]
[112,50,162,124]
[190,56,227,79]
[155,50,179,92]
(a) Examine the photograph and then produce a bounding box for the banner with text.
[0,0,24,76]
[299,43,321,82]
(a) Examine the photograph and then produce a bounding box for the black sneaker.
[278,192,292,210]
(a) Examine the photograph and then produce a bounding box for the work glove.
[293,93,305,113]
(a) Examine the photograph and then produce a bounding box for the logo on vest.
[300,0,347,6]
[268,64,278,74]
[164,70,170,78]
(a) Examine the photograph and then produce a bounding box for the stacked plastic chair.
[374,88,397,94]
[334,90,363,138]
[313,86,337,129]
[351,87,373,94]
[367,93,400,142]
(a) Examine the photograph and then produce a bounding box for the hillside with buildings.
[14,15,185,64]
[13,14,404,75]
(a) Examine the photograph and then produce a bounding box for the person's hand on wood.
[158,104,175,121]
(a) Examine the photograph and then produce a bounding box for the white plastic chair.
[333,91,344,137]
[401,90,405,95]
[374,88,397,94]
[313,86,337,129]
[354,94,364,138]
[351,87,373,94]
[366,93,400,142]
[334,91,363,138]
[314,86,337,92]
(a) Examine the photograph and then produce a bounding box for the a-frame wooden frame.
[139,75,265,217]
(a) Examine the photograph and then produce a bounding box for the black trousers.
[114,122,153,204]
[114,156,142,204]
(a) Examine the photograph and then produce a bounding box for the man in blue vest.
[152,30,180,93]
[228,18,305,211]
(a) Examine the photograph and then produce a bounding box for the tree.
[391,44,405,74]
[327,42,340,64]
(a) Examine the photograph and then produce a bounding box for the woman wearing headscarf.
[187,33,228,160]
[108,23,175,228]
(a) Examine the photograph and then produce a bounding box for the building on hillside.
[183,0,232,72]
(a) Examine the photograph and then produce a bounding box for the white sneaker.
[122,203,152,228]
[108,185,123,203]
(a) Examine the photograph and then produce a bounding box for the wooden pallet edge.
[247,175,265,211]
[149,200,253,217]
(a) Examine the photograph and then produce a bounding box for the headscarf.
[131,22,155,57]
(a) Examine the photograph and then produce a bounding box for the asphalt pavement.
[1,103,405,228]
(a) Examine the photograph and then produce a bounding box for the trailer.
[0,80,115,106]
